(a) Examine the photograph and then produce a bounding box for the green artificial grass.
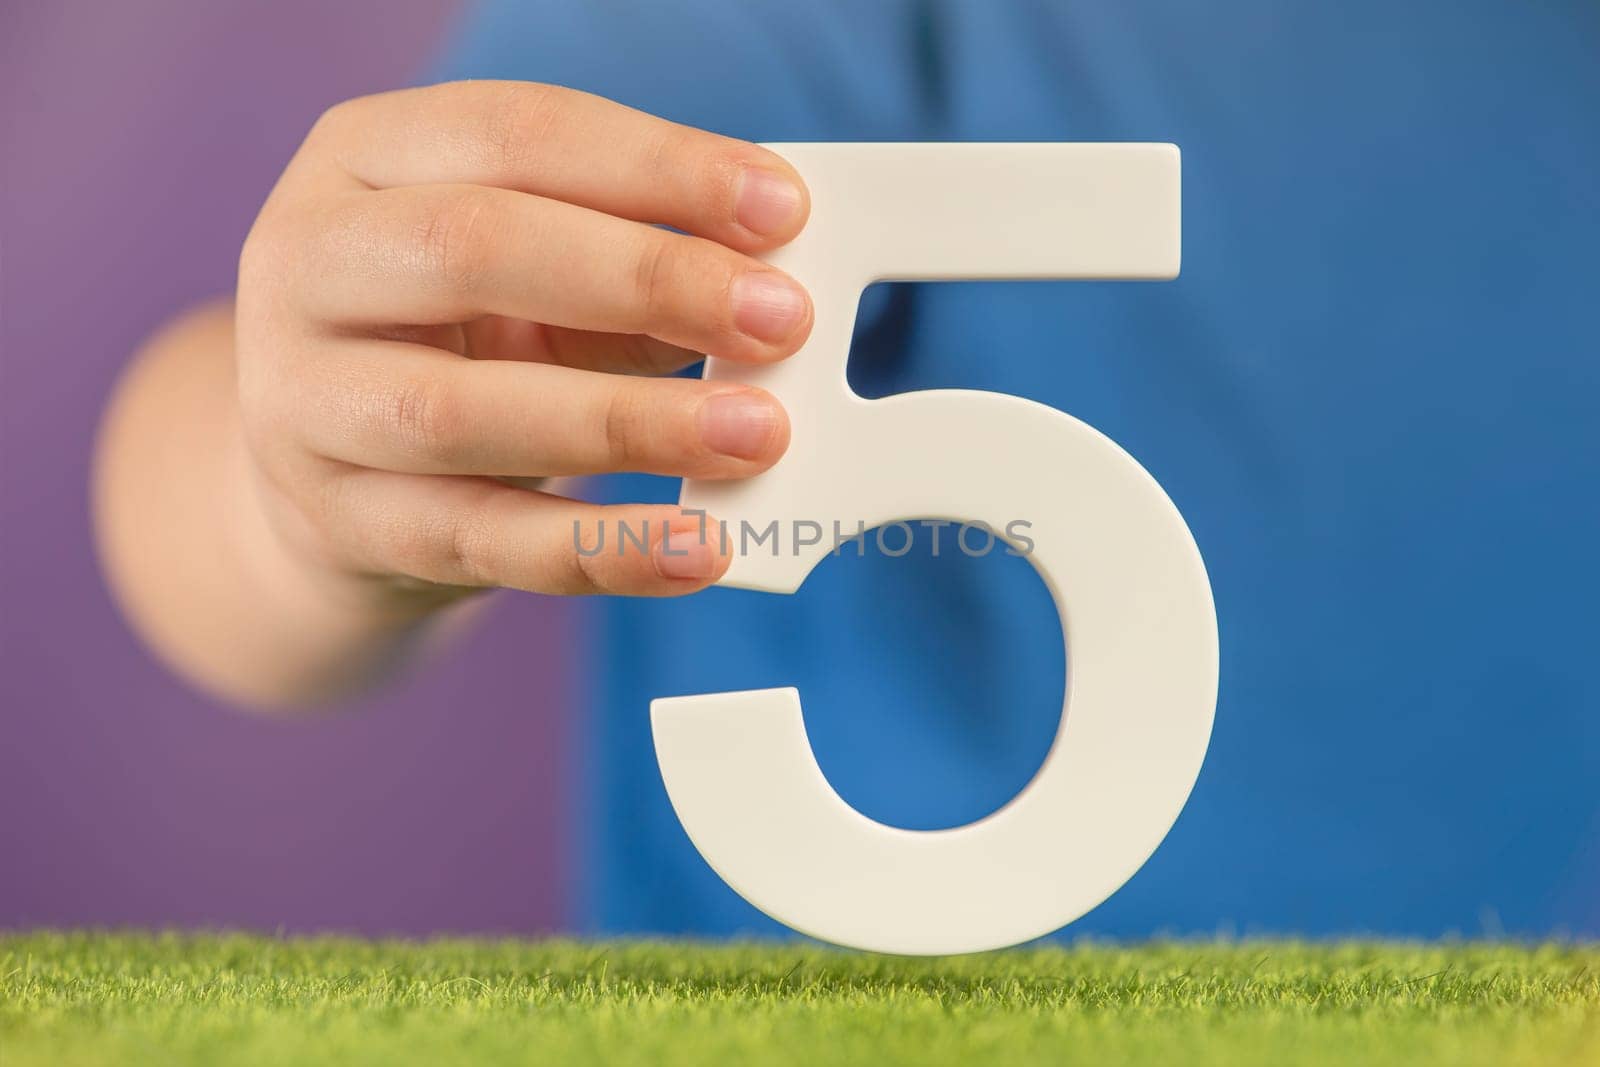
[3,932,1598,1066]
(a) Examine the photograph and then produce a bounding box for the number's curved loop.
[651,145,1217,955]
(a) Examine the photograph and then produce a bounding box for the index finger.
[308,80,809,253]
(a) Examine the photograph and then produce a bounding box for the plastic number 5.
[651,144,1218,955]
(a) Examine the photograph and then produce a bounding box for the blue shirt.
[435,0,1600,938]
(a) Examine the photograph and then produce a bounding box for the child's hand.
[235,81,810,601]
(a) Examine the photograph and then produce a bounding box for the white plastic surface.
[650,144,1218,955]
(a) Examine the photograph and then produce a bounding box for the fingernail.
[734,167,803,236]
[654,522,719,580]
[698,390,782,459]
[731,273,807,343]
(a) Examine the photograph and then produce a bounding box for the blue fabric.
[433,0,1600,937]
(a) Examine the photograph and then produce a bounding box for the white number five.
[651,144,1218,954]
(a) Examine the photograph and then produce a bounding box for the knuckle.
[413,190,492,295]
[308,472,358,545]
[256,193,368,297]
[648,126,744,227]
[440,499,498,587]
[382,373,464,465]
[641,123,682,176]
[481,82,564,173]
[302,472,388,576]
[571,539,611,594]
[308,96,362,142]
[698,249,743,341]
[235,362,293,445]
[235,330,316,445]
[698,148,747,221]
[643,125,698,186]
[601,383,649,469]
[632,231,675,321]
[635,234,741,342]
[238,199,308,288]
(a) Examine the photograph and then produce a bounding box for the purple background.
[1,1,579,935]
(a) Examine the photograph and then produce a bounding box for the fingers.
[321,470,732,595]
[294,340,788,479]
[313,81,808,251]
[298,184,812,362]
